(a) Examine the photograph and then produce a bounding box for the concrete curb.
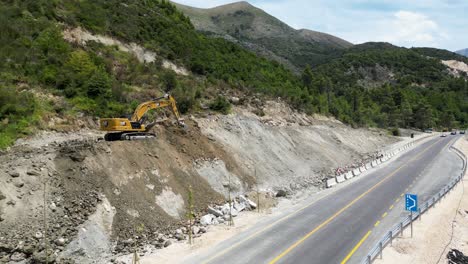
[326,134,436,188]
[345,171,354,180]
[336,175,346,183]
[352,169,361,177]
[365,163,372,170]
[326,178,337,188]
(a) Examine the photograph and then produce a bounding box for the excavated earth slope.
[0,101,398,263]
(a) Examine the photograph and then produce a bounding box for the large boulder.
[220,204,231,215]
[233,201,246,212]
[239,195,257,209]
[207,206,223,217]
[276,190,287,197]
[200,214,215,226]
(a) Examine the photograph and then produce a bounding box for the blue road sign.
[405,193,418,212]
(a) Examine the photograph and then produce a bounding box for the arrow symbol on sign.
[407,196,416,210]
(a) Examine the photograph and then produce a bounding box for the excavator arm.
[131,94,184,125]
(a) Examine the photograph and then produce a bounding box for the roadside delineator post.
[379,242,383,259]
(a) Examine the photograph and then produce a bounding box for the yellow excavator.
[99,94,185,141]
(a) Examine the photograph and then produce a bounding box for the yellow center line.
[382,212,388,218]
[374,221,380,227]
[389,204,394,210]
[396,198,400,203]
[341,231,372,264]
[268,138,442,264]
[339,137,456,264]
[400,193,404,197]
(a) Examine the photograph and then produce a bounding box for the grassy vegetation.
[0,86,39,148]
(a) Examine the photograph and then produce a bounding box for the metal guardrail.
[361,140,467,264]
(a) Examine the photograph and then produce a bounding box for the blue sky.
[174,0,467,51]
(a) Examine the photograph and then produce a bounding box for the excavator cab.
[99,94,185,141]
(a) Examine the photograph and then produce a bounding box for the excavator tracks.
[104,132,156,141]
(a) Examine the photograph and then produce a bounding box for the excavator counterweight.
[99,94,185,141]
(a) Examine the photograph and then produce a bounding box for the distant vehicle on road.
[441,133,447,137]
[461,130,466,134]
[424,129,433,133]
[451,130,457,135]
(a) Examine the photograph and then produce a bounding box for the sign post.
[405,193,418,238]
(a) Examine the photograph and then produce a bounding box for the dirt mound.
[0,119,255,263]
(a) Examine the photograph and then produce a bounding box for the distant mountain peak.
[456,48,468,57]
[174,1,352,71]
[223,1,254,8]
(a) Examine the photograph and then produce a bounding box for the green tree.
[86,69,112,98]
[302,65,314,89]
[413,103,433,129]
[400,100,413,127]
[440,110,455,130]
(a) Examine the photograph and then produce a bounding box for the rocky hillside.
[174,1,352,72]
[0,98,399,263]
[456,48,468,57]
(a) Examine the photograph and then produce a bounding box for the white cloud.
[379,11,444,47]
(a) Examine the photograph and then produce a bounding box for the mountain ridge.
[173,1,353,72]
[456,48,468,57]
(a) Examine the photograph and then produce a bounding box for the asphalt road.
[185,135,465,264]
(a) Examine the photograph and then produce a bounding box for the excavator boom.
[131,95,182,123]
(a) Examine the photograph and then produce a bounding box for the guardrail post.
[419,208,422,221]
[390,230,393,246]
[379,242,383,259]
[400,222,403,236]
[367,255,371,264]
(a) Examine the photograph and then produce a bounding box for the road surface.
[185,135,465,264]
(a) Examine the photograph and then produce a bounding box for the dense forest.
[0,0,467,148]
[302,43,468,129]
